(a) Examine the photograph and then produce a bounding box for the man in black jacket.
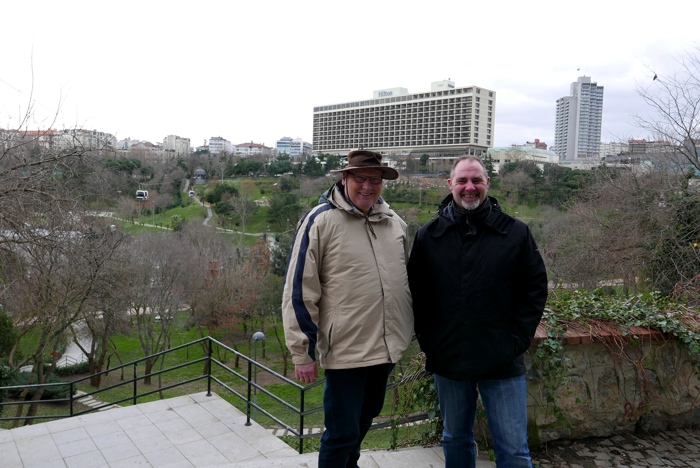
[408,155,548,468]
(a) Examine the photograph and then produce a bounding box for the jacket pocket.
[321,306,339,359]
[475,319,517,368]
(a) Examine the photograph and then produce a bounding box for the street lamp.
[252,331,265,421]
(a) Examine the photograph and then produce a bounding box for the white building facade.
[312,80,495,158]
[54,128,117,150]
[599,141,628,159]
[163,135,191,156]
[209,136,233,155]
[487,146,559,174]
[554,76,604,161]
[276,136,312,160]
[234,142,272,158]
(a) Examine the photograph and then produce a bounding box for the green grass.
[0,400,94,430]
[132,201,208,228]
[118,175,548,242]
[6,314,428,453]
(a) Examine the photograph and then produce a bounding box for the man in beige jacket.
[282,150,414,468]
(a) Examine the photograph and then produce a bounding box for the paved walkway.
[530,429,700,467]
[0,392,493,468]
[2,390,696,467]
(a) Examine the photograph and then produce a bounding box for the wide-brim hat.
[330,150,399,180]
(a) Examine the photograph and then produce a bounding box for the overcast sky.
[1,1,698,151]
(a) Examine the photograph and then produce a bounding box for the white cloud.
[2,0,699,149]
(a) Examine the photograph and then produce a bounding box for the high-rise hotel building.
[312,80,496,158]
[554,76,604,161]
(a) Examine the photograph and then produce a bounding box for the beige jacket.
[282,183,414,370]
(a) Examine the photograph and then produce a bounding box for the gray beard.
[457,197,481,211]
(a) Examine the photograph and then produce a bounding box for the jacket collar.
[432,195,513,237]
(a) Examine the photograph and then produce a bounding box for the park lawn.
[116,220,164,235]
[69,317,420,430]
[0,400,95,430]
[245,206,272,234]
[165,201,209,221]
[229,177,281,200]
[10,315,427,452]
[130,199,208,229]
[236,178,271,199]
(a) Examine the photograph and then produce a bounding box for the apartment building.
[312,80,496,158]
[117,140,175,163]
[554,76,604,161]
[1,128,117,153]
[276,136,312,160]
[209,136,233,155]
[163,135,191,156]
[234,142,273,158]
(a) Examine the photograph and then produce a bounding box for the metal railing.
[0,336,426,454]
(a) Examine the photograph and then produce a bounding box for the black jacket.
[407,195,548,380]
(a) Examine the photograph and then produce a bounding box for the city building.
[163,135,191,156]
[312,80,496,159]
[0,129,59,152]
[233,141,273,158]
[600,141,628,159]
[276,136,312,160]
[116,137,141,150]
[554,76,604,161]
[209,136,232,155]
[117,140,175,163]
[526,139,548,150]
[1,128,117,153]
[54,128,117,150]
[487,145,559,175]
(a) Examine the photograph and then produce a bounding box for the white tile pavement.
[0,392,495,468]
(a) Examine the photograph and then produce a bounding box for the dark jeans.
[318,363,394,468]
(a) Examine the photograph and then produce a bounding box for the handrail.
[0,336,426,454]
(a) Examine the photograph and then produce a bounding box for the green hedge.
[55,361,90,377]
[8,372,74,400]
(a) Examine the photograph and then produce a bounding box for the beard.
[457,196,482,211]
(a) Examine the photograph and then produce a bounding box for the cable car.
[136,190,149,200]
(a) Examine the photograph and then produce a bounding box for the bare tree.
[295,177,330,208]
[635,44,700,174]
[500,170,534,205]
[228,195,259,234]
[69,224,132,387]
[1,217,127,424]
[127,233,197,385]
[0,96,125,423]
[539,168,697,294]
[151,192,173,215]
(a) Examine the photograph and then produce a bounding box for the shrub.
[7,372,74,400]
[0,366,15,414]
[171,215,186,231]
[55,361,90,377]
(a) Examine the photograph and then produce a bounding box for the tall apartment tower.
[554,76,604,161]
[313,80,495,158]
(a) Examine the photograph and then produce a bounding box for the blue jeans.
[318,363,394,468]
[434,373,532,468]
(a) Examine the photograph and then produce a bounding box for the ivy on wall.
[390,289,700,449]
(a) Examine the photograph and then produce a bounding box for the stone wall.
[525,329,700,444]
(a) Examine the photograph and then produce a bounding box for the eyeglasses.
[348,172,383,185]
